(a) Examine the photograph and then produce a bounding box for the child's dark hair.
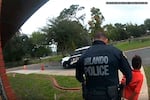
[132,55,142,69]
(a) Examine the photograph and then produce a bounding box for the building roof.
[0,0,48,47]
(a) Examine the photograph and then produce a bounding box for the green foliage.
[42,18,90,55]
[32,46,51,57]
[30,32,52,57]
[106,23,128,41]
[40,5,91,55]
[3,32,52,63]
[88,7,105,36]
[3,34,33,62]
[105,23,147,41]
[126,23,145,38]
[58,4,85,24]
[144,18,150,31]
[30,32,47,45]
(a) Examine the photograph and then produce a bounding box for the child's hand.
[121,77,126,85]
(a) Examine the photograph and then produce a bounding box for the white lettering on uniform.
[84,57,91,65]
[84,56,109,65]
[84,56,109,76]
[84,65,109,76]
[103,56,108,64]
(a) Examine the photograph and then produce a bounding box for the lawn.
[143,66,150,99]
[8,74,82,100]
[114,38,150,51]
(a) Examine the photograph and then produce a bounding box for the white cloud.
[21,0,150,35]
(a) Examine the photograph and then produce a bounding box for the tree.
[104,23,128,41]
[139,24,147,35]
[58,4,85,24]
[126,23,145,38]
[3,34,32,62]
[42,18,90,55]
[88,7,105,36]
[144,19,150,31]
[41,5,91,55]
[30,32,51,57]
[30,31,47,45]
[104,24,116,41]
[114,23,128,40]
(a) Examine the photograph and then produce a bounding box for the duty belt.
[87,87,107,95]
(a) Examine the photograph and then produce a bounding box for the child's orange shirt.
[121,69,143,100]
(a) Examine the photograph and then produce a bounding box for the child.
[121,55,143,100]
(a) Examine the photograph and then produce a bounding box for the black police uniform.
[76,40,132,100]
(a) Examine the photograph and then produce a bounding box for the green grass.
[30,55,63,64]
[43,55,63,62]
[143,66,150,99]
[8,74,82,100]
[114,39,150,51]
[144,67,150,87]
[54,75,80,88]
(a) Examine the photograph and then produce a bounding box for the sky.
[21,0,150,35]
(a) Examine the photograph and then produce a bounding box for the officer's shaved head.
[94,32,108,44]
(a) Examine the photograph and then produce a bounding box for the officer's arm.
[75,58,85,83]
[119,52,132,85]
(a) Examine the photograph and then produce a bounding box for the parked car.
[61,46,90,69]
[61,56,71,68]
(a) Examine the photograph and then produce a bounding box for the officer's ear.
[104,38,108,44]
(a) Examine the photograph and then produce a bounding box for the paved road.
[7,46,150,72]
[125,47,150,66]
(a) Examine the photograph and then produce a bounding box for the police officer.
[76,32,132,100]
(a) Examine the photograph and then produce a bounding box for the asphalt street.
[125,47,150,66]
[7,46,150,72]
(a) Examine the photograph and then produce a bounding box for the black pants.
[84,90,110,100]
[83,86,119,100]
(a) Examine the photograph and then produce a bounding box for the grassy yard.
[8,74,82,100]
[143,66,150,99]
[114,39,150,51]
